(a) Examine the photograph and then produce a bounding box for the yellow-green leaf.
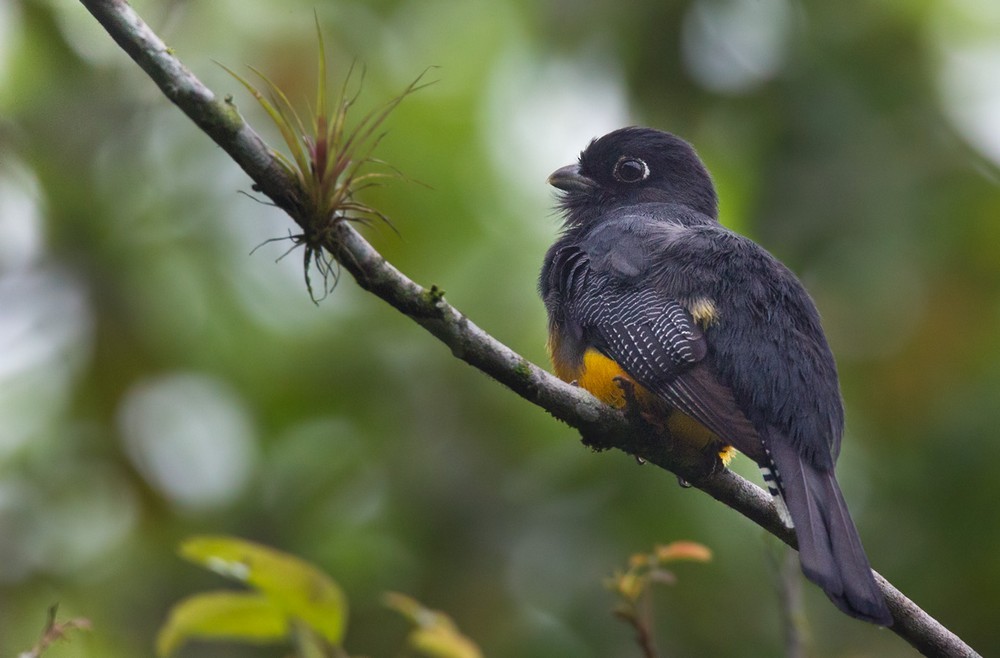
[156,591,288,657]
[409,626,484,658]
[384,592,483,658]
[178,536,347,645]
[219,62,310,180]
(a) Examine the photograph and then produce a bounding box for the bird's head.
[549,127,718,225]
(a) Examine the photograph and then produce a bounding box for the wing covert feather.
[571,278,763,461]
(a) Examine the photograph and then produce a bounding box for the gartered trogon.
[539,126,892,626]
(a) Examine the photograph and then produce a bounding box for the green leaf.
[156,591,289,657]
[313,11,328,134]
[219,62,310,180]
[384,592,483,658]
[409,627,484,658]
[178,535,348,646]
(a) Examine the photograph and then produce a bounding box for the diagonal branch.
[77,2,978,656]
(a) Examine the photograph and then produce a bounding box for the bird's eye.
[613,156,649,183]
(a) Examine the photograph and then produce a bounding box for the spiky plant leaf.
[224,23,433,301]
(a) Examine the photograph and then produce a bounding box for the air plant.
[223,20,431,301]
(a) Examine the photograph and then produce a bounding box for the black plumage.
[540,127,891,625]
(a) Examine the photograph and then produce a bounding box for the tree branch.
[78,2,978,656]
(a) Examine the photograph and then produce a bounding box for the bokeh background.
[2,0,999,656]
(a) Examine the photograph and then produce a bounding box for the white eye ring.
[613,156,650,183]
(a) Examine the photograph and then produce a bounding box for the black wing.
[573,278,765,463]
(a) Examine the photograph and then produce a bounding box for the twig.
[76,2,980,656]
[18,605,91,658]
[767,542,808,658]
[614,604,660,658]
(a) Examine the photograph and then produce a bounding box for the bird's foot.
[675,443,727,489]
[613,376,654,425]
[695,443,727,478]
[612,376,668,464]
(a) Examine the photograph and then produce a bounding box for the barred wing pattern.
[572,277,766,465]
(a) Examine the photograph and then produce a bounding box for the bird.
[539,126,892,625]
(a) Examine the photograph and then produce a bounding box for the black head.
[549,127,718,224]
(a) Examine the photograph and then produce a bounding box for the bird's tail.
[759,464,794,528]
[767,436,893,626]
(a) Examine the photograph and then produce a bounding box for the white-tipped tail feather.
[760,465,794,529]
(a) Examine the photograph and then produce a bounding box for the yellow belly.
[554,348,637,408]
[551,344,734,464]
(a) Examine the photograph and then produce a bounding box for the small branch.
[77,2,979,656]
[79,0,301,217]
[768,543,808,658]
[18,605,91,658]
[614,606,660,658]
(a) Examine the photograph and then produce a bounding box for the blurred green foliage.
[159,535,350,655]
[384,591,483,658]
[2,0,999,656]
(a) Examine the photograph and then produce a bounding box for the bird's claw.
[613,376,652,425]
